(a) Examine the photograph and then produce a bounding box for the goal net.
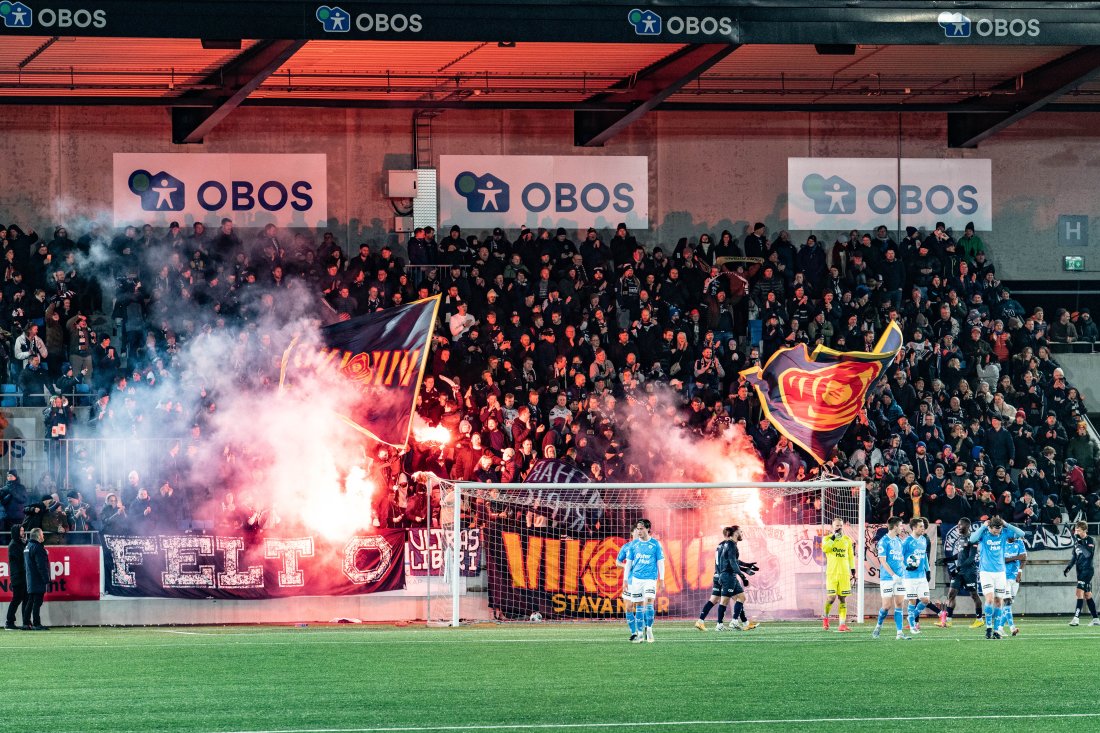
[426,479,867,626]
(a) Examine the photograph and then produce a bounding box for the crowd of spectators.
[0,214,1096,541]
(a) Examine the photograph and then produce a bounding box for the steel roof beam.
[171,39,306,144]
[948,45,1100,148]
[574,43,738,147]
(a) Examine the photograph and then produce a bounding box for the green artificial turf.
[3,619,1100,733]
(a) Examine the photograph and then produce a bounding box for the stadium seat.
[0,384,20,407]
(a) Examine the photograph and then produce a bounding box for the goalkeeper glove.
[1064,567,1071,577]
[926,571,931,582]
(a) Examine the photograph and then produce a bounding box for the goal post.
[436,479,866,627]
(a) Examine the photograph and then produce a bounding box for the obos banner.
[788,158,991,232]
[101,531,405,599]
[0,545,101,601]
[113,153,327,228]
[439,155,648,231]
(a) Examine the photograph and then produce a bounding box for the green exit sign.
[1064,255,1085,272]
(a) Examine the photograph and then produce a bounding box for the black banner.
[282,295,439,447]
[102,530,405,599]
[0,2,1097,45]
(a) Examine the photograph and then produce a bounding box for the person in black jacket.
[22,527,50,630]
[5,525,27,630]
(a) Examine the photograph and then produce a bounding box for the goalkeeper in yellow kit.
[822,517,856,632]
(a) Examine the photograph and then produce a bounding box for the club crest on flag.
[741,321,903,464]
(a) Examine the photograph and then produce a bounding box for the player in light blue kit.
[969,516,1025,640]
[873,517,909,640]
[616,527,640,641]
[1002,534,1027,637]
[623,518,665,644]
[902,517,943,633]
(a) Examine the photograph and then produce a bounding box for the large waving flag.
[281,295,441,447]
[741,320,904,464]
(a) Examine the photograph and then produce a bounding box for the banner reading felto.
[281,295,441,447]
[740,321,903,464]
[102,530,405,599]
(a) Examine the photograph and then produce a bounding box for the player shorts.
[1006,580,1020,600]
[712,572,743,598]
[626,578,658,602]
[879,577,904,597]
[950,575,976,593]
[1077,579,1093,593]
[979,570,1009,599]
[826,572,852,597]
[904,577,930,600]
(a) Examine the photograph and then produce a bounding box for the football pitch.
[4,619,1100,733]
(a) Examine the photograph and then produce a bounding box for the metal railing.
[0,438,181,494]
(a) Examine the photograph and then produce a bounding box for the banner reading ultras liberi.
[101,530,405,599]
[281,295,440,447]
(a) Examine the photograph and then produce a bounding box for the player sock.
[1003,604,1014,628]
[824,600,833,618]
[1088,599,1098,618]
[644,603,655,628]
[717,604,726,624]
[893,608,903,632]
[926,602,941,614]
[876,608,888,626]
[732,601,744,623]
[906,603,917,628]
[626,609,638,634]
[984,603,994,628]
[738,606,747,623]
[838,601,847,625]
[946,605,955,619]
[992,606,1002,631]
[699,601,715,620]
[1074,599,1084,618]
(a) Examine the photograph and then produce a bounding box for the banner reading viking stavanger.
[101,530,405,599]
[281,295,440,447]
[740,321,904,464]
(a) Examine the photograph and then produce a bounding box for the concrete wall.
[2,106,1100,281]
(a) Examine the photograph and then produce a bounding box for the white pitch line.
[215,712,1100,733]
[154,629,221,636]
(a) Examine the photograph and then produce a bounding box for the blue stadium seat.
[0,384,19,407]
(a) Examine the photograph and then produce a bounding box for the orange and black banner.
[740,321,903,464]
[282,295,440,447]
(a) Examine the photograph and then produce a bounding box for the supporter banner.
[281,295,440,447]
[741,321,903,464]
[112,153,327,229]
[101,531,404,599]
[486,524,856,619]
[438,155,648,231]
[787,157,992,231]
[0,545,101,601]
[407,528,482,576]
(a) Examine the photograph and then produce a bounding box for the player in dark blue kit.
[1064,521,1100,627]
[695,526,757,631]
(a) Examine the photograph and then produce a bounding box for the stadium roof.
[3,2,1100,146]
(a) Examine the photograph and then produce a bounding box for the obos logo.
[627,7,732,36]
[455,171,634,216]
[802,172,979,218]
[937,11,1039,38]
[0,1,107,28]
[316,4,421,33]
[128,168,314,213]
